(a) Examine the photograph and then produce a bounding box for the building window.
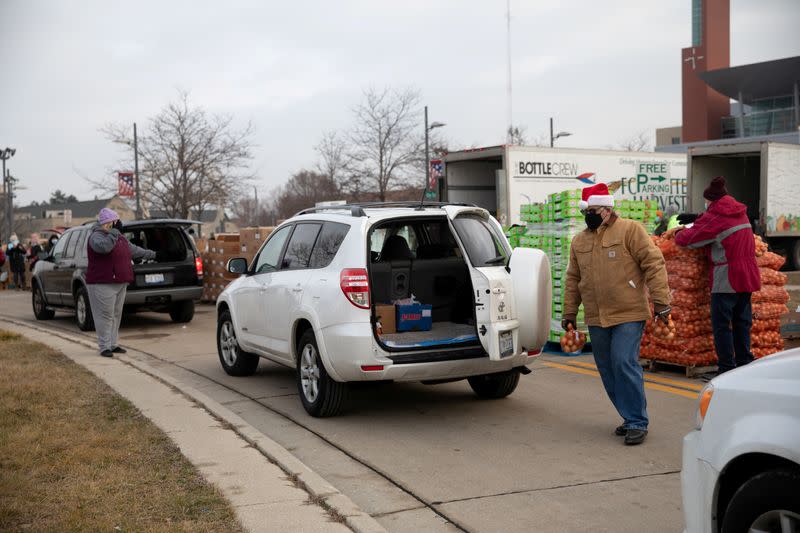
[692,0,703,47]
[671,137,681,145]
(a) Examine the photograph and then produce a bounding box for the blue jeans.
[711,293,754,374]
[588,321,648,430]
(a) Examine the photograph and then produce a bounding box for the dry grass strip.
[0,330,243,532]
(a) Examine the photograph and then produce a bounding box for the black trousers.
[710,292,754,373]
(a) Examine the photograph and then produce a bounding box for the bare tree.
[101,90,254,219]
[616,131,653,152]
[273,170,340,220]
[314,131,349,184]
[347,87,423,202]
[506,125,528,145]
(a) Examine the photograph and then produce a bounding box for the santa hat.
[703,176,728,201]
[578,183,614,210]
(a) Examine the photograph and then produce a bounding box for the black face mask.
[585,211,604,230]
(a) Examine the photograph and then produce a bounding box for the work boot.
[100,349,114,358]
[112,346,127,354]
[624,429,648,445]
[615,425,627,436]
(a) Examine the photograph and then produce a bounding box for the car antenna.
[416,179,428,211]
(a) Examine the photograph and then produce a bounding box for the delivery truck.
[686,141,800,269]
[441,145,688,226]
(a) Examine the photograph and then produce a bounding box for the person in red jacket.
[667,176,761,380]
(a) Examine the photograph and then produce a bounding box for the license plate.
[145,273,165,284]
[499,331,514,357]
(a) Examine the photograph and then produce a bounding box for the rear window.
[452,215,511,267]
[124,226,186,261]
[309,222,349,269]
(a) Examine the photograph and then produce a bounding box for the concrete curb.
[0,317,386,533]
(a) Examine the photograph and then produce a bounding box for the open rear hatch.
[122,219,202,291]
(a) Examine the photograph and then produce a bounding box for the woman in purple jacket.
[86,208,156,357]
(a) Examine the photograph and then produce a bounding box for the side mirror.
[227,257,248,275]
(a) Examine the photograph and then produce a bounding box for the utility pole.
[425,106,430,196]
[133,122,141,219]
[1,147,16,238]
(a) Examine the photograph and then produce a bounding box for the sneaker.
[100,350,114,358]
[615,425,627,436]
[112,346,127,354]
[624,429,648,445]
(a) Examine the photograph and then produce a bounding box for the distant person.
[45,234,59,254]
[28,233,43,271]
[654,205,679,236]
[0,245,7,289]
[7,234,28,290]
[564,183,671,446]
[86,208,157,357]
[667,176,760,381]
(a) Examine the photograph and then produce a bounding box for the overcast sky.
[1,0,798,206]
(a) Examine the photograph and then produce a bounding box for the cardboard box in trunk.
[375,304,396,334]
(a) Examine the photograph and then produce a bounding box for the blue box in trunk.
[396,303,433,332]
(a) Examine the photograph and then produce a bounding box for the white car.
[682,348,800,533]
[216,202,551,416]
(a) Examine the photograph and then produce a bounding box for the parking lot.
[0,290,708,532]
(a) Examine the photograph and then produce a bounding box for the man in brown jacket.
[563,183,671,445]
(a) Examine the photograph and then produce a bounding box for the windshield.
[452,214,511,268]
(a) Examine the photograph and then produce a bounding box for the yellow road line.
[542,362,699,399]
[557,360,704,391]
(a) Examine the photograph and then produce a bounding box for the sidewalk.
[0,318,385,533]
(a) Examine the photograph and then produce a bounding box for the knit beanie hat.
[703,176,728,201]
[578,183,615,210]
[98,208,120,225]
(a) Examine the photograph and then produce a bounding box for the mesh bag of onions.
[751,244,789,358]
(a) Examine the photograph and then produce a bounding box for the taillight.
[195,256,204,278]
[340,268,370,309]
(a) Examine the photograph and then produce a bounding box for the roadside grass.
[0,330,243,532]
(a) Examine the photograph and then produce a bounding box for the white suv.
[216,202,551,416]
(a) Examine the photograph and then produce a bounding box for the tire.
[468,370,520,399]
[169,300,195,323]
[721,468,800,533]
[75,286,95,332]
[216,310,259,376]
[296,329,348,417]
[32,283,55,320]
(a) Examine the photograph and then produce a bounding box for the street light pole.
[549,117,573,147]
[1,148,16,238]
[133,122,141,219]
[425,106,430,195]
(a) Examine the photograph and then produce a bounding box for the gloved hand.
[654,303,671,325]
[677,213,699,225]
[561,316,576,332]
[112,219,124,232]
[662,226,684,239]
[154,250,166,263]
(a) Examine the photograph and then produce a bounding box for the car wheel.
[296,329,348,417]
[75,286,95,331]
[468,370,520,399]
[721,468,800,533]
[32,283,55,320]
[216,310,259,376]
[169,300,195,323]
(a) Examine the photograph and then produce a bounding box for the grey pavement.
[0,291,706,532]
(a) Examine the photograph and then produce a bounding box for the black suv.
[31,219,204,330]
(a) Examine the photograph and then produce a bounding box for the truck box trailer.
[687,141,800,269]
[442,145,688,226]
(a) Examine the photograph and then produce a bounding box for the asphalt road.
[0,291,702,533]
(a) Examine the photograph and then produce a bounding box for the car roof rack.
[293,201,480,218]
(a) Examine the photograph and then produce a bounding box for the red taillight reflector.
[340,268,370,309]
[527,348,542,357]
[360,365,384,372]
[195,256,204,277]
